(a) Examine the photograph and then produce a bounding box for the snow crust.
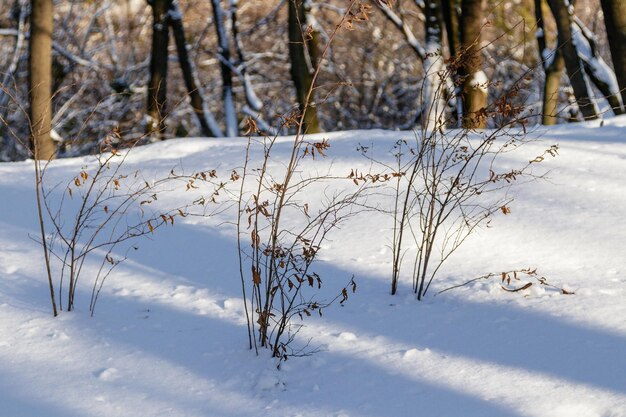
[1,117,626,416]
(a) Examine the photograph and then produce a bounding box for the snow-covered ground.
[1,117,625,417]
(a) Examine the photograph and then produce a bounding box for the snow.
[1,118,626,416]
[420,42,445,130]
[211,0,238,137]
[571,23,623,109]
[540,47,555,69]
[376,1,426,59]
[468,70,489,92]
[242,74,263,112]
[167,1,183,21]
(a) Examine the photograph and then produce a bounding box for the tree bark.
[599,0,626,105]
[542,53,565,124]
[535,0,565,125]
[169,4,220,137]
[546,0,598,120]
[421,0,445,129]
[288,0,321,134]
[572,17,624,115]
[147,0,172,137]
[459,0,488,129]
[442,0,460,58]
[29,0,55,160]
[211,0,238,137]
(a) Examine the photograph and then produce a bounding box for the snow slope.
[1,117,625,417]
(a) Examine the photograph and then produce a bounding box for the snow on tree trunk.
[420,0,446,130]
[229,0,263,112]
[600,0,626,105]
[546,0,598,120]
[375,0,426,59]
[571,18,624,115]
[459,0,488,129]
[211,0,238,137]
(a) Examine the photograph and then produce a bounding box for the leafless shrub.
[358,50,559,300]
[35,130,227,315]
[236,115,361,361]
[236,1,369,361]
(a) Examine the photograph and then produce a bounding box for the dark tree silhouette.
[600,0,626,104]
[288,0,321,133]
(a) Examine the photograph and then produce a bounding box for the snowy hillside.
[1,117,625,417]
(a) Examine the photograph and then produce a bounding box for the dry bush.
[34,130,228,315]
[235,1,371,361]
[356,46,559,299]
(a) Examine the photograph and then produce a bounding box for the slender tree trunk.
[421,0,445,130]
[230,0,263,112]
[147,0,171,137]
[442,0,460,58]
[535,0,565,125]
[442,0,462,126]
[29,0,55,160]
[211,0,238,137]
[600,0,626,104]
[542,53,565,124]
[546,0,598,120]
[459,0,488,129]
[288,0,321,134]
[169,3,220,137]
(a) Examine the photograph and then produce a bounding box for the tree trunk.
[230,0,263,112]
[546,0,598,120]
[442,0,460,58]
[169,3,221,137]
[535,0,565,125]
[421,0,445,130]
[288,0,321,134]
[147,0,171,138]
[459,0,488,129]
[211,0,238,137]
[542,53,565,125]
[571,17,624,115]
[29,0,55,160]
[442,0,462,126]
[600,0,626,105]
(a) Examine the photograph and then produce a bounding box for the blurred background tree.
[0,0,623,161]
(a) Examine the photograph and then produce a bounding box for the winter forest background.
[0,0,624,161]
